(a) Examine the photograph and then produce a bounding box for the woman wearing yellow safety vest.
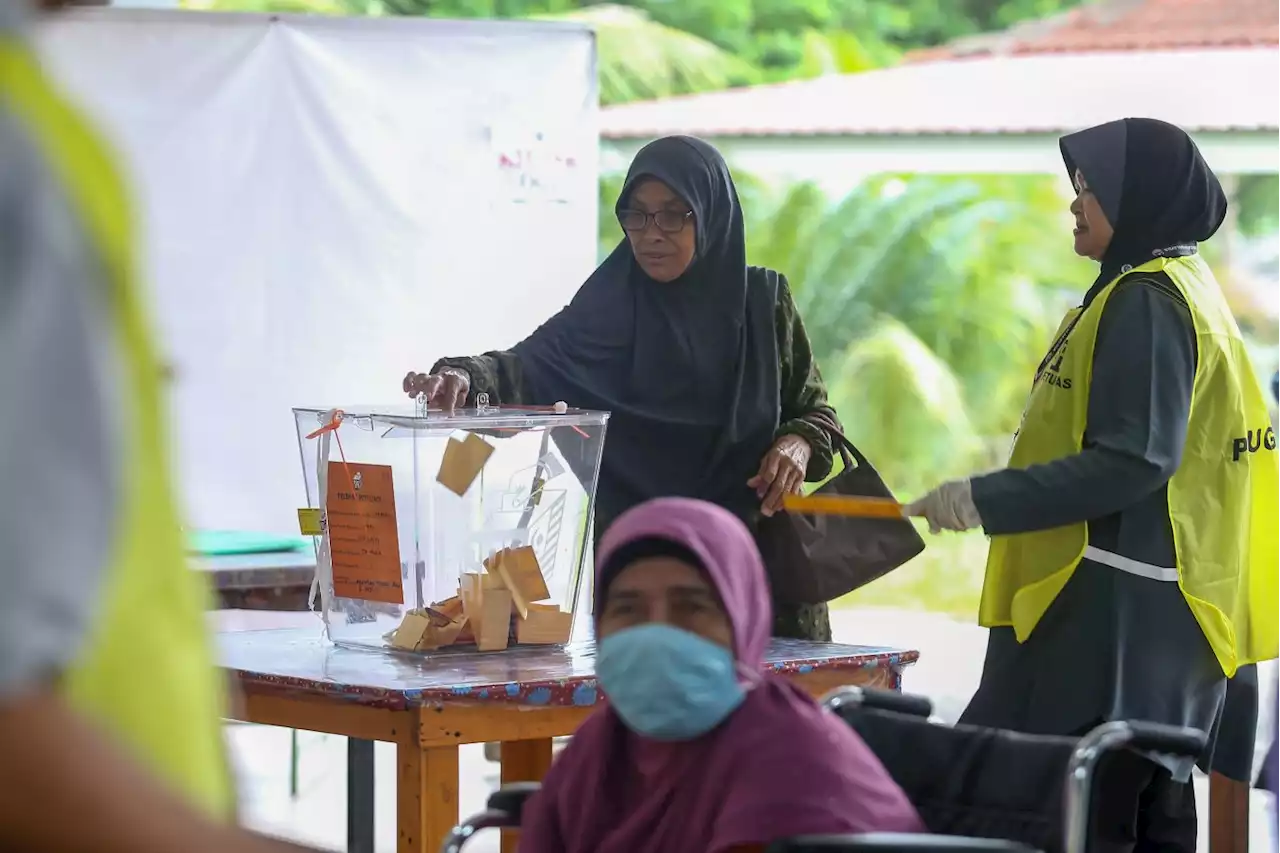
[0,3,319,851]
[906,118,1278,851]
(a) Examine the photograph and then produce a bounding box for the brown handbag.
[756,413,926,605]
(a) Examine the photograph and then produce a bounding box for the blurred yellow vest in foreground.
[0,41,234,817]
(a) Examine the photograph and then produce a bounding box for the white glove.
[904,479,983,534]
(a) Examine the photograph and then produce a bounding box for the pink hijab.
[518,498,923,853]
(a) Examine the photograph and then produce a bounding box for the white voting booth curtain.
[36,9,599,536]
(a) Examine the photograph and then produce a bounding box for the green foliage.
[824,0,1084,50]
[598,172,625,258]
[749,27,890,77]
[614,0,1084,79]
[1234,175,1280,238]
[534,6,761,105]
[619,0,757,54]
[793,29,891,76]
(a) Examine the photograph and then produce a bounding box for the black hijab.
[512,137,779,522]
[1059,117,1228,299]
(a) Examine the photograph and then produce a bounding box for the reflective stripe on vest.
[1083,546,1179,583]
[0,41,235,817]
[979,255,1280,677]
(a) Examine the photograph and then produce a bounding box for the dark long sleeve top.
[432,270,839,482]
[971,273,1197,566]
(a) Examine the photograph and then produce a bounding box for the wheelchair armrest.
[486,782,541,821]
[1124,721,1207,759]
[821,686,934,718]
[768,834,1041,853]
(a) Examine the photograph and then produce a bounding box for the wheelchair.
[440,686,1207,853]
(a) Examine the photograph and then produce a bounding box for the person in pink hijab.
[519,497,923,853]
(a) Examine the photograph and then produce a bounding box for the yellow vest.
[0,41,234,816]
[980,255,1279,677]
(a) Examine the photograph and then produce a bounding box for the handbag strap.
[802,411,867,470]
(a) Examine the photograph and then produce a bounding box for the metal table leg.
[347,738,376,853]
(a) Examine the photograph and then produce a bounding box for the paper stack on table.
[388,545,572,653]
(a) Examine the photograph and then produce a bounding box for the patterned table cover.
[219,627,919,711]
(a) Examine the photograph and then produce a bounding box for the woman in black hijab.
[906,118,1273,850]
[404,136,841,641]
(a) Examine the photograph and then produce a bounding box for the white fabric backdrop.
[36,9,599,535]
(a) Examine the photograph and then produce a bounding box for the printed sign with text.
[325,461,404,604]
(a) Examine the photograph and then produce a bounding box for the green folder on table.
[187,530,311,557]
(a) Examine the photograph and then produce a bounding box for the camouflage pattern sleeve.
[772,274,838,482]
[430,352,530,406]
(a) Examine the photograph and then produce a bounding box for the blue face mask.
[596,623,747,741]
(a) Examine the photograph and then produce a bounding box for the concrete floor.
[229,607,1277,852]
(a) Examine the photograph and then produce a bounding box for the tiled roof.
[907,0,1278,62]
[600,48,1278,139]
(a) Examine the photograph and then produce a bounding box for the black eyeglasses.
[618,208,693,234]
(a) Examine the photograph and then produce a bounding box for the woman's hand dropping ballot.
[404,367,469,414]
[904,479,983,534]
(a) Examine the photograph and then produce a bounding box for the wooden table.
[198,551,315,611]
[1209,773,1252,853]
[220,628,918,853]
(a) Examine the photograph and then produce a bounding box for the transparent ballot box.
[292,400,608,655]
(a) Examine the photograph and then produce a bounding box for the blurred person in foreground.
[518,497,922,853]
[405,135,840,641]
[0,3,317,850]
[906,117,1278,851]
